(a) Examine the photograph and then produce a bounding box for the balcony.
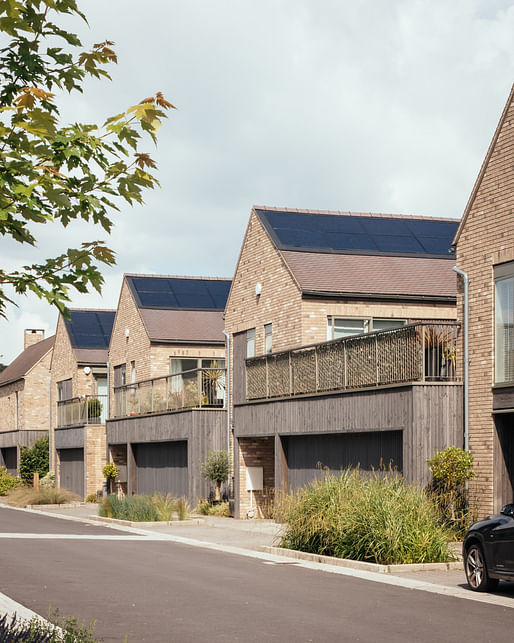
[245,322,459,401]
[57,394,108,428]
[113,367,226,419]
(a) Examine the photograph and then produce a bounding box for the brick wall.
[24,348,52,432]
[85,424,106,497]
[456,87,514,515]
[24,329,45,350]
[237,436,275,519]
[0,380,24,433]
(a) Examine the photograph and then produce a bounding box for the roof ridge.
[124,273,232,282]
[68,308,117,313]
[253,205,460,223]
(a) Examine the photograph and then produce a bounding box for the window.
[495,263,514,383]
[247,328,256,358]
[57,378,72,401]
[130,361,136,385]
[265,323,272,354]
[169,357,226,405]
[113,364,126,388]
[327,317,406,340]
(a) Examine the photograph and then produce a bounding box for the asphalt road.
[0,507,511,642]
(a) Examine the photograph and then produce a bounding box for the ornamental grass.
[278,468,455,565]
[99,493,190,521]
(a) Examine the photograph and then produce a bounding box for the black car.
[463,503,514,591]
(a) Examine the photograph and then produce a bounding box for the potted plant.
[88,397,103,423]
[200,450,229,502]
[102,462,119,494]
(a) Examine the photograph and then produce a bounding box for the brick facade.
[237,436,275,519]
[455,86,514,515]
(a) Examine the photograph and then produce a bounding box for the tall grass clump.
[278,469,455,565]
[99,493,190,521]
[4,486,79,507]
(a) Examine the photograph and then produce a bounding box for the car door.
[491,515,514,575]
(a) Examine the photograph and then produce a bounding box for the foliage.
[0,465,22,495]
[0,609,100,642]
[200,450,229,500]
[99,493,189,522]
[87,397,102,419]
[40,470,55,489]
[4,485,79,506]
[102,462,119,480]
[0,0,174,318]
[195,498,230,517]
[427,446,476,537]
[19,435,49,484]
[278,469,455,565]
[85,492,98,503]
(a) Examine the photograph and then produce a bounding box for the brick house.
[51,309,115,498]
[225,206,462,518]
[454,85,514,516]
[106,274,230,504]
[0,330,54,475]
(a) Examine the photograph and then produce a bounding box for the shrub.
[200,450,229,501]
[196,498,211,515]
[102,462,119,480]
[195,498,230,517]
[0,466,21,495]
[86,493,98,504]
[99,493,189,521]
[4,486,79,507]
[87,397,102,420]
[19,436,49,485]
[40,471,55,489]
[0,610,100,642]
[427,446,476,536]
[278,469,455,565]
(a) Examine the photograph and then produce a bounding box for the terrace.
[245,322,459,401]
[57,394,108,428]
[113,366,226,419]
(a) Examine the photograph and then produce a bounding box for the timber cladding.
[455,86,514,515]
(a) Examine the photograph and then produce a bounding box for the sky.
[1,0,514,363]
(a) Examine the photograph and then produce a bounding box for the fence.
[57,394,108,428]
[246,322,459,401]
[113,367,226,419]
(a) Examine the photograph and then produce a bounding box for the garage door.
[283,431,402,491]
[134,441,188,497]
[59,448,84,498]
[1,447,17,476]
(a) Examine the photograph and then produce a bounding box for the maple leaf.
[156,92,176,110]
[135,153,157,169]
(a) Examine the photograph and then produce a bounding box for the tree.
[19,435,49,484]
[0,0,175,318]
[200,450,229,501]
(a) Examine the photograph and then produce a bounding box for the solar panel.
[65,310,115,349]
[127,276,231,310]
[257,209,458,258]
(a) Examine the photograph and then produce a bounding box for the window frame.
[246,328,256,358]
[327,316,406,340]
[494,262,514,384]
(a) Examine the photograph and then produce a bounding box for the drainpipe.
[453,266,469,452]
[222,330,231,500]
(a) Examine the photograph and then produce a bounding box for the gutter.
[301,290,456,303]
[453,267,469,451]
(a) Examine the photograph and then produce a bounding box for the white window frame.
[327,316,406,340]
[264,323,272,354]
[247,328,256,358]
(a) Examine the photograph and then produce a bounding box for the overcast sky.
[1,0,513,363]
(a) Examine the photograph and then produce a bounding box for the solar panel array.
[127,276,231,310]
[65,310,115,349]
[256,209,458,258]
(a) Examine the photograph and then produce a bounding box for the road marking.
[0,533,170,540]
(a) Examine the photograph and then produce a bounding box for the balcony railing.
[57,394,108,428]
[113,367,226,419]
[246,322,459,401]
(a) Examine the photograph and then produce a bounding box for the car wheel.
[465,544,499,592]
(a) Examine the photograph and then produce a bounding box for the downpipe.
[222,330,231,502]
[453,266,469,452]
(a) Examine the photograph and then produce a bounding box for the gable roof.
[63,309,116,364]
[124,275,231,344]
[254,207,458,301]
[453,84,514,246]
[0,335,55,387]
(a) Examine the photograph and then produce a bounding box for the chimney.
[24,329,45,350]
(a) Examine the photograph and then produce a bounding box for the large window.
[113,364,126,388]
[169,357,226,405]
[495,263,514,383]
[57,378,72,401]
[327,317,406,340]
[264,323,272,354]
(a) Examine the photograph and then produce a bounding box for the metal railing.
[113,367,226,419]
[246,322,459,401]
[57,394,108,428]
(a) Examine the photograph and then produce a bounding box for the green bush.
[200,450,229,500]
[427,446,476,537]
[0,610,100,642]
[195,498,230,517]
[99,493,189,521]
[102,462,119,480]
[87,397,102,420]
[279,469,455,565]
[40,470,55,489]
[196,498,211,515]
[86,493,98,503]
[19,435,49,485]
[0,465,21,495]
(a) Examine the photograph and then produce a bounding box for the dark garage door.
[1,447,17,476]
[134,441,188,497]
[283,431,403,491]
[59,448,84,498]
